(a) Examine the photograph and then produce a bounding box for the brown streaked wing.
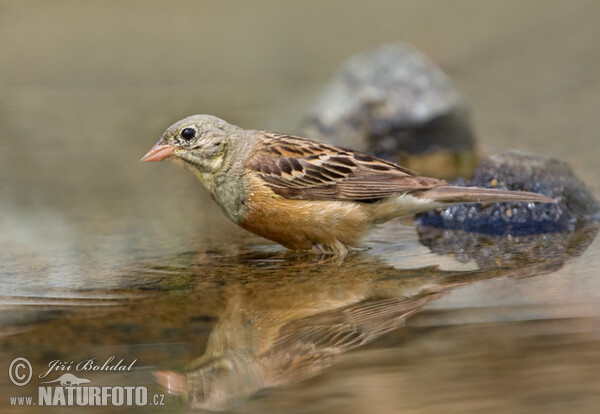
[246,132,445,201]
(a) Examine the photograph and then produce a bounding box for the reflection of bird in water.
[258,295,439,384]
[152,218,596,411]
[152,250,450,411]
[142,115,553,256]
[155,294,440,411]
[150,248,505,411]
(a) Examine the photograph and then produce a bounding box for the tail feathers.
[373,185,555,224]
[419,185,555,204]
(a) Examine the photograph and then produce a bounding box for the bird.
[141,114,555,256]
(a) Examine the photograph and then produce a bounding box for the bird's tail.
[418,186,555,204]
[373,186,555,224]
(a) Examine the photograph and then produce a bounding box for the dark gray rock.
[417,150,598,233]
[416,150,599,268]
[301,43,476,178]
[416,224,598,270]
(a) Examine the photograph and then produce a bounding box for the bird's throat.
[170,157,218,191]
[170,157,247,223]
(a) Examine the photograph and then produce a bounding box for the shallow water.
[1,1,600,413]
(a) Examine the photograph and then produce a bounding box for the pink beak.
[140,143,176,162]
[153,370,187,396]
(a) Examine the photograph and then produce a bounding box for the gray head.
[141,114,242,174]
[153,350,265,411]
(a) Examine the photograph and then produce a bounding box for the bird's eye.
[180,128,196,141]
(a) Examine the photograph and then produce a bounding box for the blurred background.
[1,1,599,413]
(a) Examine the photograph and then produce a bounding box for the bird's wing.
[262,294,441,385]
[245,132,445,201]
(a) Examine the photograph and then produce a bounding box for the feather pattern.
[246,132,445,201]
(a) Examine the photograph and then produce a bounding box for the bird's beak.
[140,143,176,162]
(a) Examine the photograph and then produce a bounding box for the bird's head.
[141,114,239,175]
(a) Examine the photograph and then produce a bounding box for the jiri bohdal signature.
[38,357,137,379]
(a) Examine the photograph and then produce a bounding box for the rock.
[416,224,598,270]
[416,150,599,268]
[301,43,477,178]
[418,150,598,232]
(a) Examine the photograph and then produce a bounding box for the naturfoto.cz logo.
[8,357,165,407]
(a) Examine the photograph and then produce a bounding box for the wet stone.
[416,150,599,268]
[301,42,477,178]
[418,150,598,234]
[417,224,598,270]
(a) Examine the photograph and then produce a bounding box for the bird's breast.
[237,176,374,251]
